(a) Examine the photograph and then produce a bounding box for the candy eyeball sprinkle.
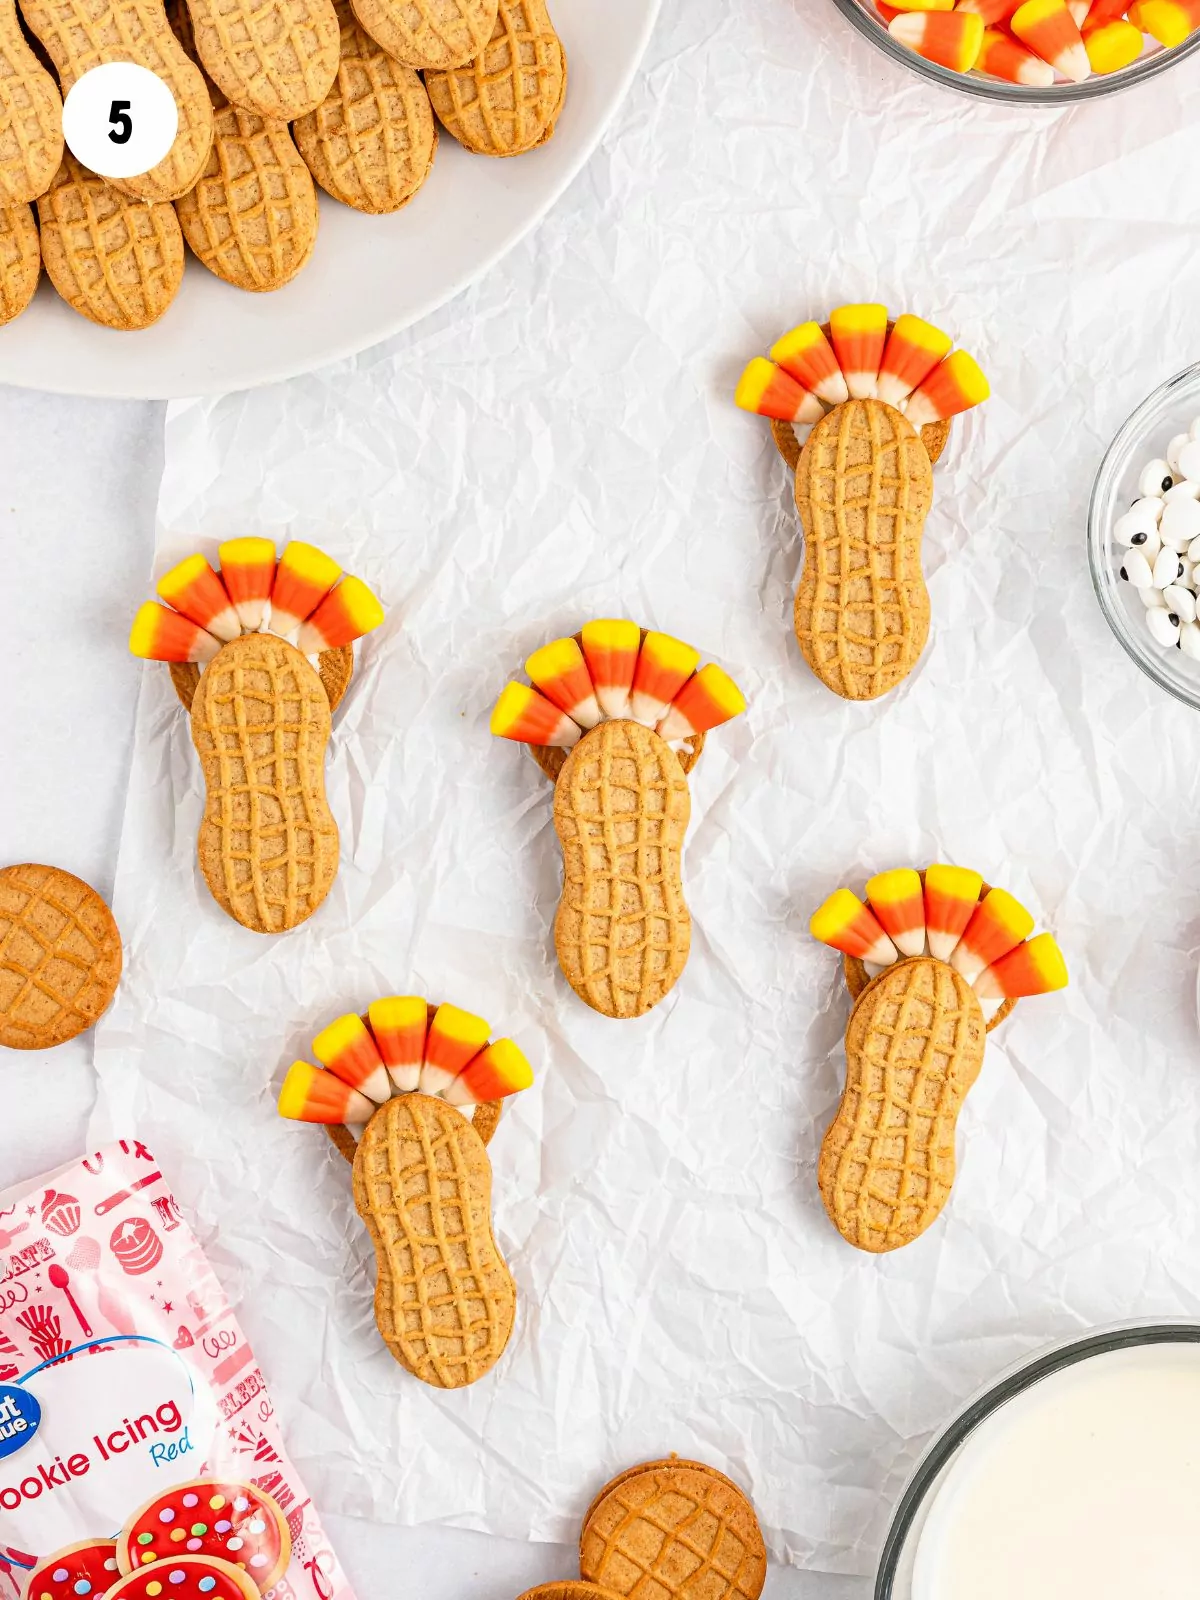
[1141,586,1167,609]
[1121,550,1154,587]
[1178,440,1200,483]
[1164,584,1197,623]
[1181,620,1200,658]
[1152,547,1184,587]
[1139,459,1174,498]
[1168,433,1190,474]
[1146,606,1181,648]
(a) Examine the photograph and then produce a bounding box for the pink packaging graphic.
[0,1142,356,1600]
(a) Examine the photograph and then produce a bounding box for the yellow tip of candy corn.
[278,1061,317,1121]
[810,888,898,966]
[368,995,428,1036]
[128,601,220,664]
[277,541,342,591]
[656,662,747,741]
[297,574,385,652]
[428,1003,491,1056]
[581,618,641,655]
[1136,0,1200,44]
[526,637,585,684]
[448,1038,535,1105]
[734,357,777,412]
[312,1012,369,1065]
[976,932,1069,999]
[1083,15,1143,69]
[156,553,210,603]
[830,303,888,336]
[219,536,277,567]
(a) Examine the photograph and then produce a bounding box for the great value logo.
[0,1389,40,1461]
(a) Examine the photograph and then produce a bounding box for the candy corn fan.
[831,0,1200,101]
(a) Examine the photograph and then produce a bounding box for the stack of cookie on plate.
[0,0,566,331]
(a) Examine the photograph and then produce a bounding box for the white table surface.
[0,334,860,1595]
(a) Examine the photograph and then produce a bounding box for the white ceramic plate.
[0,0,659,399]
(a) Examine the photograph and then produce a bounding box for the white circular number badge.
[61,62,179,181]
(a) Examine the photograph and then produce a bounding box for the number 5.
[108,99,132,145]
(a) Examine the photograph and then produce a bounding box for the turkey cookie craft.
[736,305,990,702]
[277,994,533,1388]
[128,539,384,934]
[490,622,747,1019]
[810,865,1067,1255]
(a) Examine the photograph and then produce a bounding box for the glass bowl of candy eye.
[1088,361,1200,711]
[829,0,1200,104]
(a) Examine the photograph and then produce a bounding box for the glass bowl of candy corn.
[1088,361,1200,709]
[831,0,1200,101]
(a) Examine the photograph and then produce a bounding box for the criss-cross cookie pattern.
[192,633,337,934]
[0,199,39,324]
[581,1464,767,1600]
[0,865,121,1049]
[794,398,933,701]
[554,721,691,1020]
[186,0,339,119]
[176,101,317,289]
[827,958,983,1253]
[20,0,211,198]
[293,4,435,212]
[0,0,62,205]
[425,0,562,156]
[348,0,496,71]
[355,1096,515,1388]
[37,155,183,330]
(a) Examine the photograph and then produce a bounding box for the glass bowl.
[1088,362,1200,710]
[874,1321,1200,1599]
[830,0,1200,102]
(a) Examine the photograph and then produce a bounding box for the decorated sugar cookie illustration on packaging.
[129,540,384,934]
[810,866,1067,1253]
[0,1142,355,1598]
[736,305,990,701]
[490,622,747,1018]
[277,994,533,1389]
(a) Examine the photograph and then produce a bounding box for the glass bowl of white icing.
[875,1323,1200,1600]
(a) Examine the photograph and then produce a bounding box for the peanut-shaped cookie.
[128,538,384,934]
[276,996,534,1387]
[735,306,990,701]
[491,622,746,1019]
[425,0,565,157]
[0,0,62,205]
[811,865,1068,1252]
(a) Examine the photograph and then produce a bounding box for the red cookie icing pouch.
[0,1143,355,1600]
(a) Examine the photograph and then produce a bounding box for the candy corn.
[769,323,850,407]
[312,1013,391,1104]
[656,663,747,742]
[888,12,986,73]
[811,889,899,966]
[156,555,241,643]
[924,864,984,962]
[957,0,1021,20]
[950,888,1035,984]
[875,316,954,408]
[888,0,953,8]
[630,631,701,727]
[490,682,581,748]
[1083,14,1143,67]
[1135,0,1200,43]
[367,996,428,1092]
[978,25,1057,82]
[278,1061,375,1126]
[1086,0,1132,19]
[1010,0,1091,80]
[269,541,342,636]
[218,537,276,632]
[420,1003,491,1096]
[581,619,641,720]
[734,358,823,425]
[904,351,991,431]
[128,601,221,665]
[443,1038,534,1111]
[865,869,926,958]
[297,575,385,653]
[526,637,602,729]
[974,932,1068,999]
[829,304,890,400]
[1068,0,1090,20]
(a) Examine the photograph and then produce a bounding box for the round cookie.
[25,1539,121,1600]
[579,1458,766,1600]
[118,1481,290,1592]
[518,1587,624,1600]
[0,864,122,1049]
[169,643,354,715]
[106,1557,258,1600]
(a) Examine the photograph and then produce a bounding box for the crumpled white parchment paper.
[90,0,1200,1578]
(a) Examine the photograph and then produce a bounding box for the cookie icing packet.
[0,1142,355,1600]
